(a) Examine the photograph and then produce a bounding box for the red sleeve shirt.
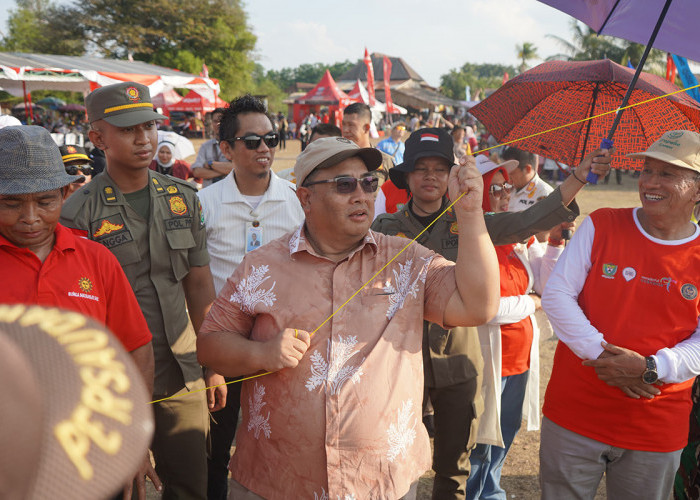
[0,223,152,352]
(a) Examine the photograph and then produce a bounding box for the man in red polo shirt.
[541,130,700,499]
[0,125,158,498]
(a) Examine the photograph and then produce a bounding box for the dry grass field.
[156,138,643,499]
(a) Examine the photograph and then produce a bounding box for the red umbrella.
[470,59,700,172]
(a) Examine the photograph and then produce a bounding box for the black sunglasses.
[66,165,94,176]
[303,174,379,194]
[229,133,280,150]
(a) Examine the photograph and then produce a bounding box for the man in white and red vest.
[541,130,700,500]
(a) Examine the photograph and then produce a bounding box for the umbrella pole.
[588,0,674,183]
[579,82,601,163]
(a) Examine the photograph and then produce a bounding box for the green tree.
[1,0,84,55]
[516,42,539,73]
[29,0,257,98]
[265,60,356,92]
[439,62,517,100]
[546,20,666,76]
[546,20,625,62]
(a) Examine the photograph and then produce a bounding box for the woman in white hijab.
[149,141,194,181]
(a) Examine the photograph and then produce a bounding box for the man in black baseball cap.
[61,81,220,500]
[372,127,611,500]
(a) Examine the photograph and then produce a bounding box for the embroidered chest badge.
[681,283,698,300]
[93,219,124,237]
[449,222,459,235]
[169,196,188,216]
[78,277,93,292]
[166,185,178,194]
[602,263,617,279]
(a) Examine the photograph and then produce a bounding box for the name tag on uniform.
[246,221,263,253]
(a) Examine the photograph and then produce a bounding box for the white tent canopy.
[0,52,219,99]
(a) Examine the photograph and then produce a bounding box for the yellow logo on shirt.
[449,222,459,234]
[169,196,188,216]
[93,220,124,237]
[166,185,178,194]
[78,277,93,293]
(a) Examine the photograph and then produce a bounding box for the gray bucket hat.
[0,125,84,195]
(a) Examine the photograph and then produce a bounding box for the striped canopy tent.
[0,51,220,119]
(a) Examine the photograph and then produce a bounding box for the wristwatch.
[641,356,659,384]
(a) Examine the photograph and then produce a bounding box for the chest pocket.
[90,214,140,266]
[165,228,195,282]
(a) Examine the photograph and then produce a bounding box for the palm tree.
[546,20,666,75]
[516,42,539,73]
[546,20,624,62]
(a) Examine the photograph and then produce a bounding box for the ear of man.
[88,124,105,150]
[296,185,313,213]
[219,140,234,161]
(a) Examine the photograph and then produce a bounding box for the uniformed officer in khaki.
[61,82,223,500]
[372,128,611,500]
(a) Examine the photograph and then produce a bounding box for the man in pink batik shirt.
[198,136,500,499]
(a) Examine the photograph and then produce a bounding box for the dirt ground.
[161,138,642,499]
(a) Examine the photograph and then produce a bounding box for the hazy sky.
[0,0,578,86]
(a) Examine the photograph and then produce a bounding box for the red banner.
[364,48,376,106]
[666,53,677,83]
[383,55,393,113]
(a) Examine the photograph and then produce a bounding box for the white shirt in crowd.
[508,173,553,213]
[197,170,305,295]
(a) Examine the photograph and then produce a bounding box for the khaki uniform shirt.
[371,188,579,389]
[60,170,209,395]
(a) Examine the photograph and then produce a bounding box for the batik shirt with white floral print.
[201,225,457,499]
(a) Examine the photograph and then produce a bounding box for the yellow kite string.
[149,81,700,405]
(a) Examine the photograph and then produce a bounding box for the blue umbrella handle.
[586,138,614,184]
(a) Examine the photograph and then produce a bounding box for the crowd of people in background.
[1,83,700,500]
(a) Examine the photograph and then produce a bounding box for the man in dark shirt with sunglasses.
[59,144,94,198]
[60,81,219,500]
[197,94,304,500]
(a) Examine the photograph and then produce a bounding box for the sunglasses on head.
[303,174,379,194]
[489,182,513,198]
[229,133,280,150]
[66,165,94,176]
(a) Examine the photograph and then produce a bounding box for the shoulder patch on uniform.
[151,177,165,193]
[103,186,117,203]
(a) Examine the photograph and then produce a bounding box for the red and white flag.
[364,48,376,106]
[383,55,394,113]
[200,63,209,79]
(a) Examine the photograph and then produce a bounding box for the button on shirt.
[0,223,152,352]
[198,171,304,295]
[201,226,458,499]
